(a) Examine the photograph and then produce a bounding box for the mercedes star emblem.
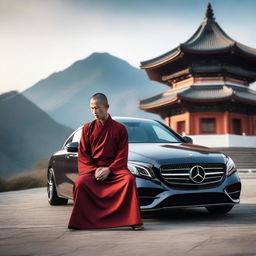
[189,165,205,183]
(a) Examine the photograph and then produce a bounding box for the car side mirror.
[183,136,193,144]
[66,142,78,152]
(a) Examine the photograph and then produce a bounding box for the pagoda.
[139,3,256,145]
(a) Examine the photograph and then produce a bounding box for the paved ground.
[0,173,255,256]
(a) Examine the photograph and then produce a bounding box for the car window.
[122,120,180,143]
[62,134,74,149]
[152,125,178,142]
[123,122,149,142]
[72,129,82,142]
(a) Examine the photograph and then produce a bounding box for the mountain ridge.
[0,91,73,178]
[22,52,166,128]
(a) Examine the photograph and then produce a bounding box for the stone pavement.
[0,174,255,256]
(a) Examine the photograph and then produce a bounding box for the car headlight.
[128,161,155,179]
[226,157,237,176]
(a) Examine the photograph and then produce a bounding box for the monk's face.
[90,99,109,121]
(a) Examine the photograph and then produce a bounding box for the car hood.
[128,142,227,168]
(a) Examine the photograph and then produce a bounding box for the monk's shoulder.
[111,119,127,133]
[82,122,89,132]
[82,120,96,132]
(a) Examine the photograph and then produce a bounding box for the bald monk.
[68,93,144,230]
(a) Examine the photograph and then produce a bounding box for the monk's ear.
[106,103,109,109]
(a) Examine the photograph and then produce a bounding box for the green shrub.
[0,168,47,192]
[32,158,49,170]
[0,158,49,192]
[7,169,47,191]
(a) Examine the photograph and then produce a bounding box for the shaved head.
[90,93,109,123]
[90,93,109,107]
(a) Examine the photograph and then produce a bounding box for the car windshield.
[121,120,181,143]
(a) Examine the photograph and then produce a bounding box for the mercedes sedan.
[47,117,241,214]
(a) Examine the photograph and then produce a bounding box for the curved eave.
[140,48,182,69]
[178,95,233,103]
[139,97,179,110]
[141,46,256,74]
[139,94,256,111]
[232,95,256,105]
[140,46,233,70]
[176,93,256,104]
[233,44,256,59]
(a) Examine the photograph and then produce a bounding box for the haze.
[1,0,256,94]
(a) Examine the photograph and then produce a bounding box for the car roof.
[112,116,157,122]
[76,116,158,130]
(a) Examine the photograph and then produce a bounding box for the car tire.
[47,168,68,205]
[206,205,234,214]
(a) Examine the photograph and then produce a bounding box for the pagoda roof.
[139,84,256,110]
[162,65,256,82]
[141,3,256,69]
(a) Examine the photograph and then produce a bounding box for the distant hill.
[22,52,166,129]
[0,91,73,178]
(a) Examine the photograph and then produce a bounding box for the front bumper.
[135,172,241,212]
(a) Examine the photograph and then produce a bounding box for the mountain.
[22,52,166,129]
[0,91,73,178]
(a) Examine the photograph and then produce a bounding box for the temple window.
[177,121,186,135]
[232,118,242,135]
[200,118,216,134]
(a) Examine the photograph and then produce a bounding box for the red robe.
[68,114,143,229]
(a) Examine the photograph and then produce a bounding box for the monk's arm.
[108,125,128,172]
[78,125,98,175]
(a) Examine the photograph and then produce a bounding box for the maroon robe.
[68,114,143,229]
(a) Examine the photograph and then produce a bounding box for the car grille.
[157,192,232,208]
[160,163,226,186]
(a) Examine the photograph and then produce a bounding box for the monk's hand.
[95,167,103,180]
[95,167,111,181]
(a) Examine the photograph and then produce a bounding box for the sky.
[1,0,256,94]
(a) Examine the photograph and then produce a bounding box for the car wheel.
[206,205,234,214]
[47,168,68,205]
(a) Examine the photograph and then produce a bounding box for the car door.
[59,128,82,198]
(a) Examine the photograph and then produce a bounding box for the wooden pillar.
[223,111,229,134]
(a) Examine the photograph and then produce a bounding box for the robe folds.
[68,114,143,229]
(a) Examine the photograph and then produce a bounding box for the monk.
[68,93,144,230]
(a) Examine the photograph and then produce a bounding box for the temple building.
[139,3,256,152]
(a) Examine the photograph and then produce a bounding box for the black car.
[47,117,241,214]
